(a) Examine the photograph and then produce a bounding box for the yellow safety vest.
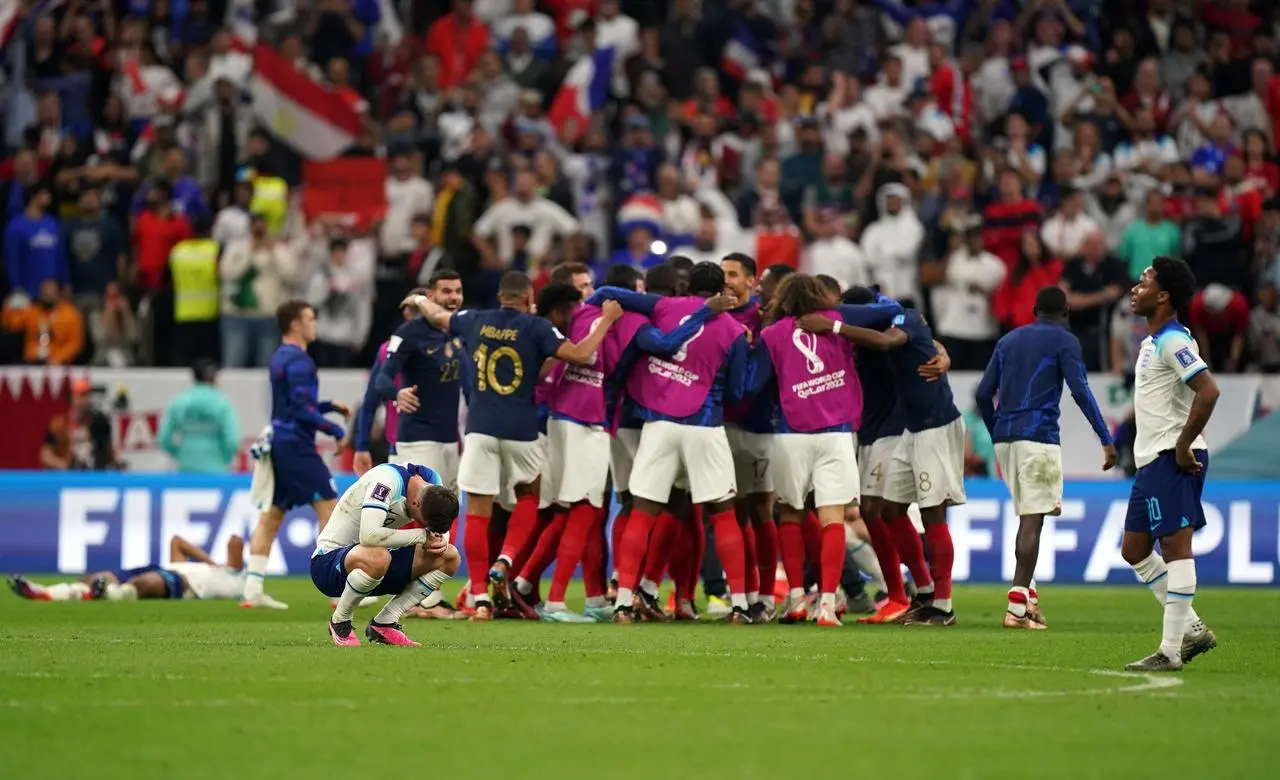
[250,176,288,235]
[170,239,220,323]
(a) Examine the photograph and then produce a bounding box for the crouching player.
[312,462,461,646]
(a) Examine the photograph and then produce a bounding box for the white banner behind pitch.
[0,368,1261,477]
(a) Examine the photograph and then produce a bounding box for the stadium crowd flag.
[0,0,64,55]
[548,47,615,145]
[720,21,769,82]
[248,44,363,160]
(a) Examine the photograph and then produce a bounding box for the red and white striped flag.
[247,44,362,160]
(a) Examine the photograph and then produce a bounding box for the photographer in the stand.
[39,378,120,471]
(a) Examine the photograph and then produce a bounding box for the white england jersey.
[166,562,244,600]
[1132,322,1209,468]
[316,464,418,553]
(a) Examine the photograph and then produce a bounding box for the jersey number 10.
[472,344,524,395]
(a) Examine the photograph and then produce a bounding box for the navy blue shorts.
[271,446,337,510]
[113,566,186,599]
[1124,450,1209,539]
[309,545,417,598]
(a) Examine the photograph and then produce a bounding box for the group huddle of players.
[343,253,978,631]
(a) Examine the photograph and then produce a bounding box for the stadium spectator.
[89,282,140,368]
[65,188,128,312]
[158,359,240,474]
[1120,190,1183,282]
[381,149,435,259]
[219,213,297,368]
[3,279,85,365]
[39,378,116,471]
[426,0,492,91]
[1041,188,1098,259]
[1059,231,1128,370]
[1190,283,1251,372]
[1251,281,1280,372]
[983,168,1043,270]
[860,182,923,307]
[4,185,66,299]
[305,235,376,368]
[1184,186,1248,292]
[933,223,1006,371]
[132,180,192,296]
[993,231,1062,332]
[168,215,221,366]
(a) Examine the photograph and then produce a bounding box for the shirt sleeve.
[835,300,904,329]
[1060,336,1113,445]
[744,340,775,397]
[534,317,566,361]
[358,467,427,548]
[974,341,1001,435]
[285,360,342,437]
[585,287,661,315]
[1157,330,1209,384]
[723,334,753,405]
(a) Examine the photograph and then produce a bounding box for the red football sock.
[582,508,607,599]
[777,522,806,591]
[487,509,506,571]
[801,511,822,567]
[448,517,460,543]
[673,510,703,601]
[924,523,955,602]
[866,517,907,603]
[710,508,746,596]
[549,504,596,603]
[617,508,657,591]
[820,522,844,596]
[641,512,680,586]
[741,518,759,596]
[889,514,933,589]
[463,512,491,596]
[499,496,540,565]
[610,508,631,576]
[754,520,778,599]
[518,510,566,585]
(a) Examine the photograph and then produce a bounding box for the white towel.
[248,426,275,513]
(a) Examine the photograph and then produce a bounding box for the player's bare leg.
[490,480,541,613]
[1004,514,1048,630]
[463,492,497,620]
[904,504,957,626]
[857,495,911,623]
[240,507,289,609]
[1122,529,1215,670]
[367,544,461,646]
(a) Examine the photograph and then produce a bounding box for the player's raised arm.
[797,312,908,351]
[404,294,454,332]
[632,294,735,356]
[556,300,623,365]
[974,341,1002,437]
[833,298,904,329]
[586,286,662,315]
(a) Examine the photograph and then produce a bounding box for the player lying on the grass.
[975,286,1117,630]
[1120,258,1218,672]
[311,461,461,646]
[10,534,247,602]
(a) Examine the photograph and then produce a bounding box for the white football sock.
[584,596,607,609]
[1160,559,1196,659]
[1132,552,1201,631]
[105,583,137,601]
[787,587,804,603]
[544,600,567,612]
[1007,586,1030,618]
[615,587,634,608]
[333,569,381,622]
[514,577,534,595]
[420,589,445,608]
[819,592,836,611]
[848,540,887,593]
[639,578,659,598]
[762,594,775,610]
[242,554,269,600]
[932,597,953,612]
[376,569,451,625]
[46,582,90,601]
[730,593,748,610]
[1028,578,1039,605]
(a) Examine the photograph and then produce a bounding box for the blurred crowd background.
[2,0,1280,379]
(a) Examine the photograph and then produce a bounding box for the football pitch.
[2,581,1277,780]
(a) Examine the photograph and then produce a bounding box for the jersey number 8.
[473,344,523,395]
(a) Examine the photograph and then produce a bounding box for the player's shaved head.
[842,285,876,305]
[416,484,459,535]
[1033,285,1069,319]
[604,264,643,291]
[687,261,726,298]
[498,270,533,303]
[645,264,680,296]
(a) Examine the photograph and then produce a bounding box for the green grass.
[2,580,1277,780]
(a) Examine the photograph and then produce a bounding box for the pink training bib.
[760,311,862,432]
[626,297,743,419]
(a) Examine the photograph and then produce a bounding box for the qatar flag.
[548,47,614,144]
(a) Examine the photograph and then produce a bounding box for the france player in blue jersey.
[975,286,1116,629]
[352,287,428,474]
[312,462,460,646]
[241,301,351,610]
[376,271,466,487]
[800,293,964,625]
[1121,257,1219,671]
[403,271,621,620]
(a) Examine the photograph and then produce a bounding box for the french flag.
[548,47,614,145]
[720,22,766,82]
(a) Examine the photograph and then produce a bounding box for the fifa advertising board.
[1,473,1277,585]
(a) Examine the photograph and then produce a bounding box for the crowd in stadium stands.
[3,0,1280,377]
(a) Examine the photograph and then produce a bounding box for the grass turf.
[1,580,1276,780]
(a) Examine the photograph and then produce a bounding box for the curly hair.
[1151,255,1196,312]
[766,273,831,323]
